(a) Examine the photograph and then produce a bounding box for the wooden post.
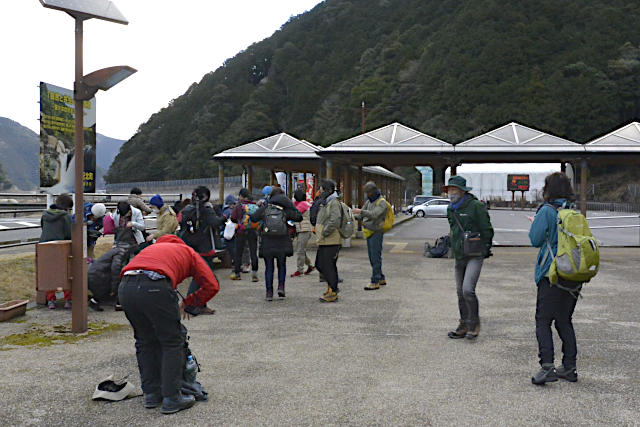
[580,159,588,216]
[288,171,294,197]
[218,163,225,203]
[561,162,566,174]
[343,167,352,206]
[433,165,443,196]
[356,166,364,208]
[326,160,335,181]
[451,163,457,176]
[270,169,276,186]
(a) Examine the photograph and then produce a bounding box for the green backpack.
[546,205,600,286]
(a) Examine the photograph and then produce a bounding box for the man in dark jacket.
[119,234,219,414]
[88,246,129,311]
[179,186,225,315]
[40,193,73,309]
[250,187,302,300]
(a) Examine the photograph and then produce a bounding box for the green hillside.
[0,117,39,190]
[106,0,640,183]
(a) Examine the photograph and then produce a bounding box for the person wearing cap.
[222,194,238,261]
[353,181,389,291]
[445,175,494,340]
[147,194,178,242]
[119,234,220,414]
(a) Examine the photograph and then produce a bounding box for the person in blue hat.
[444,175,494,341]
[147,194,178,241]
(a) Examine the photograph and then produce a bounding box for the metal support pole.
[343,167,352,206]
[71,17,87,333]
[218,163,225,203]
[580,159,588,216]
[326,160,334,181]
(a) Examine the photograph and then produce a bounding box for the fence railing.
[105,176,242,193]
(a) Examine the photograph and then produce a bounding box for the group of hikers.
[37,170,593,414]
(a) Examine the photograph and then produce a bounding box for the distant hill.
[106,0,640,183]
[0,116,125,191]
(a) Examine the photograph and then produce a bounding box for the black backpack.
[179,204,222,254]
[425,235,451,258]
[262,204,288,236]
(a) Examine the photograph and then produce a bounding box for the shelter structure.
[212,132,405,210]
[585,122,640,158]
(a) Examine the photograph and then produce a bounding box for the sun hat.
[91,375,140,401]
[443,175,472,192]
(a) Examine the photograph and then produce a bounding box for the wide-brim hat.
[443,175,472,192]
[92,375,140,401]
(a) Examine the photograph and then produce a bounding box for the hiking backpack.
[262,204,288,236]
[240,203,260,230]
[546,205,600,285]
[338,202,355,238]
[380,198,395,232]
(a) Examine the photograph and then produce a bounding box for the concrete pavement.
[1,236,639,425]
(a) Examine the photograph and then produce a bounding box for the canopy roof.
[322,122,452,153]
[213,133,321,159]
[585,122,640,152]
[362,166,405,181]
[455,122,584,153]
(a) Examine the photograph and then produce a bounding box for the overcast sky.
[0,0,323,141]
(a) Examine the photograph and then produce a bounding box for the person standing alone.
[445,176,494,340]
[353,181,389,291]
[314,179,342,303]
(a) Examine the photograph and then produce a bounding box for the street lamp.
[39,0,136,333]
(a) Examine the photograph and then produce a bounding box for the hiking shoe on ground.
[304,266,315,275]
[556,365,578,382]
[277,284,285,298]
[145,393,162,409]
[378,279,387,286]
[241,264,251,273]
[266,290,273,301]
[161,393,195,414]
[465,323,481,340]
[89,298,103,312]
[290,271,302,278]
[531,365,558,385]
[47,300,56,309]
[319,290,338,302]
[447,320,467,339]
[251,272,259,282]
[230,273,241,280]
[114,303,123,311]
[364,282,380,291]
[63,300,72,310]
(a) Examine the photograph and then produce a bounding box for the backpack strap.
[452,211,466,234]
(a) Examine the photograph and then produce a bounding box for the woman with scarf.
[291,189,315,277]
[445,176,494,340]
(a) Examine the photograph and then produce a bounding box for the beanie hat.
[91,203,106,218]
[149,194,164,208]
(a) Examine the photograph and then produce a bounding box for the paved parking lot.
[1,236,639,425]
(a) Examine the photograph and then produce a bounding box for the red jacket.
[121,234,219,307]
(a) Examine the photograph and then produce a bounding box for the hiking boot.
[251,272,259,282]
[277,283,285,298]
[465,323,481,340]
[323,286,340,296]
[144,392,163,409]
[160,393,196,414]
[89,298,103,312]
[556,365,578,382]
[319,290,338,302]
[447,320,468,339]
[304,266,315,275]
[47,300,56,309]
[230,273,241,280]
[531,365,558,385]
[290,271,302,278]
[266,290,273,301]
[63,300,72,310]
[378,279,387,286]
[364,282,380,291]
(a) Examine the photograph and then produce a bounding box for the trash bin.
[35,240,72,305]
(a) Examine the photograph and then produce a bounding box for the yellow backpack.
[363,198,394,238]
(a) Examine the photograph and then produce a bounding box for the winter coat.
[294,201,313,233]
[151,205,178,239]
[356,193,388,234]
[178,201,225,255]
[447,193,494,260]
[39,209,72,243]
[251,193,302,258]
[315,192,342,246]
[88,246,129,300]
[112,206,145,245]
[528,199,570,284]
[128,194,152,215]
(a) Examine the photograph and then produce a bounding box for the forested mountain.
[106,0,640,183]
[0,117,39,190]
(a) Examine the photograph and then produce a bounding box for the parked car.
[413,198,450,217]
[407,195,439,214]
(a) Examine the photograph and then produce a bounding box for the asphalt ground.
[1,232,639,425]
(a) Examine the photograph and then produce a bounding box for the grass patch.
[0,238,115,303]
[0,321,126,350]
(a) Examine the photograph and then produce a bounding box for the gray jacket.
[356,195,388,233]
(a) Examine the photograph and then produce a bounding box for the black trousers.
[234,230,259,274]
[119,275,184,398]
[535,278,580,368]
[315,245,341,292]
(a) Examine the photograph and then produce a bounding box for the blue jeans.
[264,256,286,292]
[454,257,484,328]
[366,232,385,283]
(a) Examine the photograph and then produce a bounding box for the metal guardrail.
[587,215,640,246]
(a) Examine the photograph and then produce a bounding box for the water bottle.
[185,355,197,383]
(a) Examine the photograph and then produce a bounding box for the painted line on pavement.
[0,225,8,230]
[388,242,417,254]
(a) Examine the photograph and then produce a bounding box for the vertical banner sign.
[415,166,433,196]
[39,82,96,194]
[306,176,314,203]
